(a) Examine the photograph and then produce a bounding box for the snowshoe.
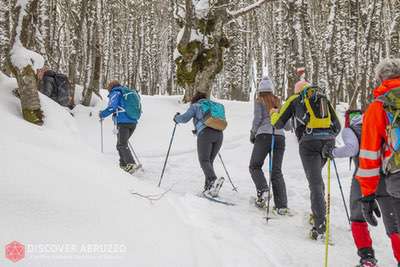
[201,192,235,206]
[205,177,224,198]
[355,258,378,267]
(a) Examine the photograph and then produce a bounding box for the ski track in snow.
[0,80,394,267]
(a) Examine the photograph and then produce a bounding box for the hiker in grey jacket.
[322,110,398,266]
[249,76,290,215]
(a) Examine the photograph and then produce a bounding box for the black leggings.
[249,134,287,209]
[197,128,223,188]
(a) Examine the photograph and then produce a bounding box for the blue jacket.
[175,103,206,134]
[99,86,137,124]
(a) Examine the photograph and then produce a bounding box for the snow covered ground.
[0,75,394,266]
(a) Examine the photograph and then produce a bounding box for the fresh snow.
[193,0,209,18]
[10,40,45,71]
[10,0,45,71]
[0,75,394,266]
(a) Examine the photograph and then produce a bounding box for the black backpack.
[300,86,332,129]
[53,73,71,107]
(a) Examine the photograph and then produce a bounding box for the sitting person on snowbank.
[37,67,73,108]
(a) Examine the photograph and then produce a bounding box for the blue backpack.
[199,99,227,131]
[117,87,142,120]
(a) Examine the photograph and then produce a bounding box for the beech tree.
[7,0,44,125]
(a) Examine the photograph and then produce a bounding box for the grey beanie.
[257,76,274,93]
[375,58,400,82]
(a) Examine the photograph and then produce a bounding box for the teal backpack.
[199,99,227,131]
[118,87,142,120]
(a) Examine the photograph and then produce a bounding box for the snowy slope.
[0,75,394,266]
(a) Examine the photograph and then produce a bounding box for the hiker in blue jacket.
[174,91,224,196]
[99,80,139,173]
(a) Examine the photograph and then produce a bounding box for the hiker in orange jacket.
[356,58,400,266]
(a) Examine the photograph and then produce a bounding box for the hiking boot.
[204,178,216,192]
[309,227,325,240]
[356,248,378,267]
[207,177,224,197]
[255,189,270,209]
[309,224,326,241]
[121,163,139,174]
[272,207,291,216]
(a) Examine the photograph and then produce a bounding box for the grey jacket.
[332,116,362,158]
[174,103,207,135]
[251,100,287,136]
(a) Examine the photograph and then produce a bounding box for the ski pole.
[324,159,332,267]
[218,153,238,192]
[158,123,177,187]
[128,141,142,168]
[332,158,351,225]
[100,119,104,153]
[266,132,275,222]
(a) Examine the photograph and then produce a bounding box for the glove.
[173,112,180,123]
[322,143,334,159]
[360,195,381,226]
[99,111,104,121]
[250,131,256,144]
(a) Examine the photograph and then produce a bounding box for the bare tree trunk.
[67,0,88,105]
[82,1,101,107]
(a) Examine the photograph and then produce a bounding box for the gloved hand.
[99,111,104,121]
[360,195,381,226]
[250,131,256,144]
[322,143,334,159]
[173,112,180,123]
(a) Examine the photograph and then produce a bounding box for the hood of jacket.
[373,78,400,98]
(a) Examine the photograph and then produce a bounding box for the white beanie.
[257,76,274,93]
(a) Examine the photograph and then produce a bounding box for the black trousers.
[117,123,136,166]
[299,139,334,232]
[350,176,398,235]
[249,134,288,209]
[386,173,400,234]
[197,128,223,189]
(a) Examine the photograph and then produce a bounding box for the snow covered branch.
[227,0,275,19]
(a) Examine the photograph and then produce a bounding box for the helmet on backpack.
[345,110,362,128]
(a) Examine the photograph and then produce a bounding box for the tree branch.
[227,0,275,19]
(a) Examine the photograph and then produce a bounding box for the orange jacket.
[356,79,400,196]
